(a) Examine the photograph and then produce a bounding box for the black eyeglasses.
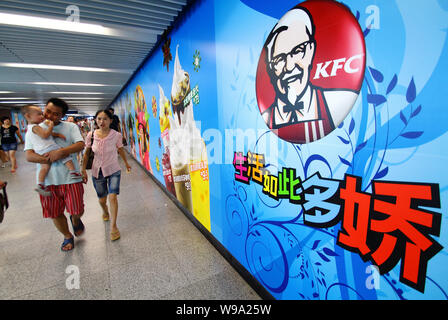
[270,40,312,72]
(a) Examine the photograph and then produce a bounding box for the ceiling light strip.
[0,82,121,87]
[0,62,132,74]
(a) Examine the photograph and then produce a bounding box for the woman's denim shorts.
[92,169,121,198]
[1,143,17,151]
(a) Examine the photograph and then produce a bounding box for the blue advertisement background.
[10,110,26,135]
[111,0,221,222]
[215,0,448,300]
[111,0,448,299]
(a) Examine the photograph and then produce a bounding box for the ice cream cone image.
[171,44,191,125]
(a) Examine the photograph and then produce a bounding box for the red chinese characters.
[233,151,444,293]
[337,175,442,292]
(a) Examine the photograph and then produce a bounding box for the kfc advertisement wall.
[110,0,448,300]
[10,110,27,137]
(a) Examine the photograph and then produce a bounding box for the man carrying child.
[24,98,86,252]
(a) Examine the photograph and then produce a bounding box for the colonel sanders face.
[266,8,316,107]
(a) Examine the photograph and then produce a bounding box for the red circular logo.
[256,0,366,144]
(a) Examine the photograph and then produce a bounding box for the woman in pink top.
[81,109,131,241]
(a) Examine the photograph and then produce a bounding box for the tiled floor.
[0,146,260,300]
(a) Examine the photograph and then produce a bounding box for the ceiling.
[0,0,189,115]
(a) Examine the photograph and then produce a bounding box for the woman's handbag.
[85,132,95,170]
[0,182,9,223]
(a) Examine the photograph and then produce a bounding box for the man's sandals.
[61,237,74,251]
[70,215,85,237]
[61,216,85,251]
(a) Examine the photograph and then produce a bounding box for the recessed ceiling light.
[34,82,119,87]
[0,12,109,35]
[0,12,159,42]
[48,92,108,95]
[0,62,132,73]
[59,97,106,100]
[0,97,29,100]
[0,82,120,87]
[0,91,15,94]
[0,100,42,104]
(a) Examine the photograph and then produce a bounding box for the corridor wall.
[10,110,27,137]
[109,0,448,300]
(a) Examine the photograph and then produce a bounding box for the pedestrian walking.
[24,98,86,252]
[81,109,131,241]
[1,116,24,173]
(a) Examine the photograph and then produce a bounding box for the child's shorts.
[37,144,72,164]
